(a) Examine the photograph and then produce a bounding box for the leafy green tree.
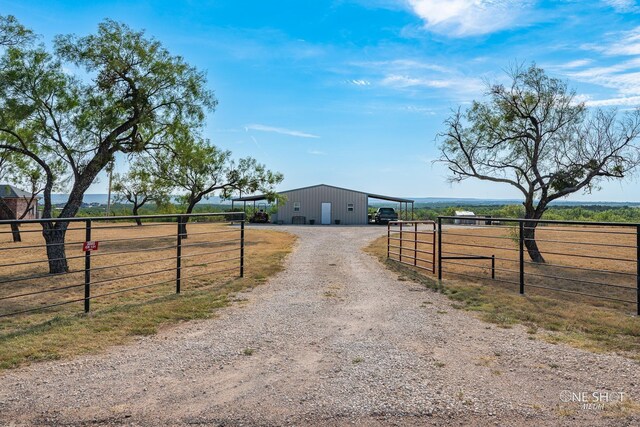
[0,15,33,47]
[0,16,36,242]
[152,135,283,236]
[0,18,215,273]
[438,64,640,262]
[112,159,173,225]
[0,153,21,241]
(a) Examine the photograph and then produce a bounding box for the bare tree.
[438,64,640,262]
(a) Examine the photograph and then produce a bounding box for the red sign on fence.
[82,241,99,252]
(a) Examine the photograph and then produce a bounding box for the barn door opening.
[321,203,331,225]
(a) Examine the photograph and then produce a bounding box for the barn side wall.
[274,186,368,225]
[1,198,37,219]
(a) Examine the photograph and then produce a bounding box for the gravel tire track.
[0,225,638,426]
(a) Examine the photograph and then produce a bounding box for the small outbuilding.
[232,184,414,225]
[454,210,477,225]
[0,184,39,219]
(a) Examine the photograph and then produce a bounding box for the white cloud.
[406,0,536,37]
[348,58,485,100]
[404,105,436,115]
[382,75,452,88]
[582,26,640,56]
[565,57,640,96]
[245,124,320,139]
[565,38,640,98]
[558,59,593,69]
[347,79,371,86]
[381,74,484,96]
[308,149,326,155]
[349,59,452,75]
[604,0,640,13]
[380,59,451,73]
[572,94,592,105]
[584,96,640,107]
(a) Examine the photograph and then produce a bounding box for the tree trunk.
[0,197,21,243]
[42,222,69,273]
[133,204,142,226]
[10,223,21,243]
[522,221,545,263]
[180,200,198,239]
[44,156,107,274]
[178,217,188,239]
[522,201,546,263]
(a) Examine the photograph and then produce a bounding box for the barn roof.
[0,184,33,199]
[231,184,414,204]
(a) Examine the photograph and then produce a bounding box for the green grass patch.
[365,236,640,361]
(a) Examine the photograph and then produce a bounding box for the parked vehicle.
[373,207,398,224]
[250,203,270,223]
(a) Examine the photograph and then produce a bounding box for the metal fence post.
[432,222,436,274]
[491,255,495,279]
[84,219,91,313]
[437,217,442,280]
[636,225,639,316]
[240,217,245,278]
[399,222,403,263]
[176,216,182,294]
[387,221,390,259]
[519,221,525,294]
[414,222,418,266]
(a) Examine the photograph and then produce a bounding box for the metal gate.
[387,220,436,273]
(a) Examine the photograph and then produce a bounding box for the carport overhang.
[230,194,271,218]
[365,193,414,221]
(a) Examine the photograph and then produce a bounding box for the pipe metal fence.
[388,216,640,315]
[387,221,436,273]
[0,213,245,322]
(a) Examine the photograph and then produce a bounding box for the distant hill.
[53,193,640,207]
[51,194,227,205]
[407,197,640,207]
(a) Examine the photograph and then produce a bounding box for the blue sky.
[3,0,640,201]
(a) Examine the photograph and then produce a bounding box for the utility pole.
[105,160,114,216]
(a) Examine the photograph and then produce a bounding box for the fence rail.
[388,216,640,315]
[0,212,246,320]
[387,221,436,273]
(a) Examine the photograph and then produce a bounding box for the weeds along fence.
[0,213,245,324]
[388,217,640,315]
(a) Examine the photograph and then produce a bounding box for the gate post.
[636,225,639,315]
[387,221,390,259]
[84,219,91,313]
[414,223,418,266]
[176,215,183,294]
[240,218,245,278]
[437,217,442,280]
[399,222,403,263]
[519,221,525,295]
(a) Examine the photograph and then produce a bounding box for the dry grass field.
[392,223,637,310]
[370,223,640,360]
[0,220,295,369]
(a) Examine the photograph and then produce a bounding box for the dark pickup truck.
[373,207,398,224]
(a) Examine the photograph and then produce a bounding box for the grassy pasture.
[392,224,637,309]
[369,224,640,360]
[0,221,295,369]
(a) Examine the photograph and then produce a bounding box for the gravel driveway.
[0,225,638,426]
